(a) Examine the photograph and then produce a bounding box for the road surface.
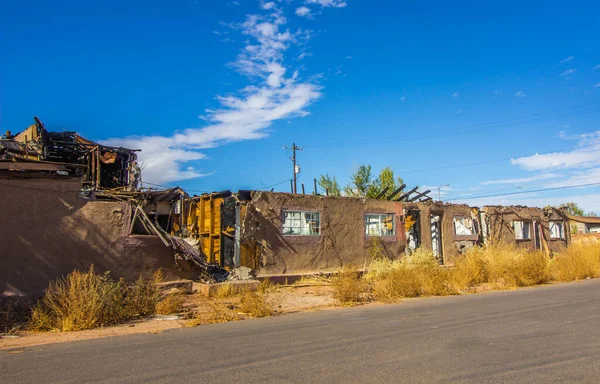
[2,279,600,383]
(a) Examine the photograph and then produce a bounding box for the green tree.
[366,166,404,199]
[560,202,585,216]
[318,173,341,196]
[344,165,373,197]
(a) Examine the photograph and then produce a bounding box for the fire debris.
[1,116,140,190]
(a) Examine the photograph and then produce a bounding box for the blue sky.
[3,0,600,211]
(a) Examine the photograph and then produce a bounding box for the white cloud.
[104,3,333,184]
[298,52,312,60]
[295,6,311,17]
[306,0,347,7]
[593,64,600,71]
[594,83,600,88]
[479,173,561,186]
[451,92,459,98]
[511,131,600,171]
[345,55,353,59]
[559,56,574,64]
[560,68,576,76]
[261,1,276,10]
[515,91,526,98]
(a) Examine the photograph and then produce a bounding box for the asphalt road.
[2,280,600,384]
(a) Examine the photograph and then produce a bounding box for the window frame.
[513,220,532,241]
[453,216,478,237]
[281,210,321,237]
[549,220,565,239]
[364,213,396,237]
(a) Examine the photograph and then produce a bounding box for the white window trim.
[453,216,477,236]
[513,220,532,240]
[549,220,565,239]
[282,210,321,236]
[365,213,396,236]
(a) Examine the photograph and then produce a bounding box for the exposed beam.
[387,184,406,200]
[409,189,432,202]
[396,186,418,202]
[375,186,390,200]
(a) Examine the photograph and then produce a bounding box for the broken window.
[453,217,477,236]
[282,211,320,236]
[514,221,531,240]
[549,220,564,239]
[365,214,395,236]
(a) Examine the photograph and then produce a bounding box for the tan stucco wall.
[241,192,406,275]
[0,178,180,295]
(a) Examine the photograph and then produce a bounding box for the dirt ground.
[0,283,337,350]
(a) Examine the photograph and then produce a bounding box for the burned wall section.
[404,202,481,265]
[0,178,182,296]
[240,192,405,275]
[483,206,569,254]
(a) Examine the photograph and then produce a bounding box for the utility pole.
[283,143,302,194]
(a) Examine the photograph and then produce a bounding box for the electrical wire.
[445,182,600,201]
[302,103,600,149]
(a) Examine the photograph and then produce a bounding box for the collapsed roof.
[0,116,139,190]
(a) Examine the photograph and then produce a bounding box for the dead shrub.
[185,302,240,326]
[257,278,277,295]
[551,242,600,281]
[215,283,237,298]
[366,249,454,302]
[331,264,367,305]
[369,265,421,302]
[155,294,184,315]
[29,266,162,332]
[239,290,274,317]
[516,251,551,286]
[127,270,163,317]
[450,249,487,291]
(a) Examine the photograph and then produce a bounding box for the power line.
[445,182,600,201]
[302,103,600,149]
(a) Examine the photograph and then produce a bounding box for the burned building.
[178,191,572,276]
[1,117,139,190]
[483,205,570,254]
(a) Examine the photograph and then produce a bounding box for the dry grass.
[239,290,274,317]
[215,283,237,298]
[155,294,184,315]
[551,242,600,281]
[186,302,241,326]
[331,264,367,305]
[29,266,163,332]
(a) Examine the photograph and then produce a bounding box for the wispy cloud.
[104,2,343,184]
[295,6,311,17]
[511,132,600,171]
[594,83,600,88]
[559,56,574,64]
[479,173,561,186]
[451,92,459,98]
[400,96,406,101]
[560,68,576,76]
[515,91,526,98]
[593,64,600,71]
[306,0,347,8]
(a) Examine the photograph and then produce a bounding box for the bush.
[331,264,367,304]
[29,266,163,332]
[551,242,600,281]
[239,290,274,317]
[215,283,237,298]
[155,294,184,315]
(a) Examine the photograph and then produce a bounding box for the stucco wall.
[406,202,481,265]
[0,177,180,296]
[241,192,405,275]
[483,206,569,253]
